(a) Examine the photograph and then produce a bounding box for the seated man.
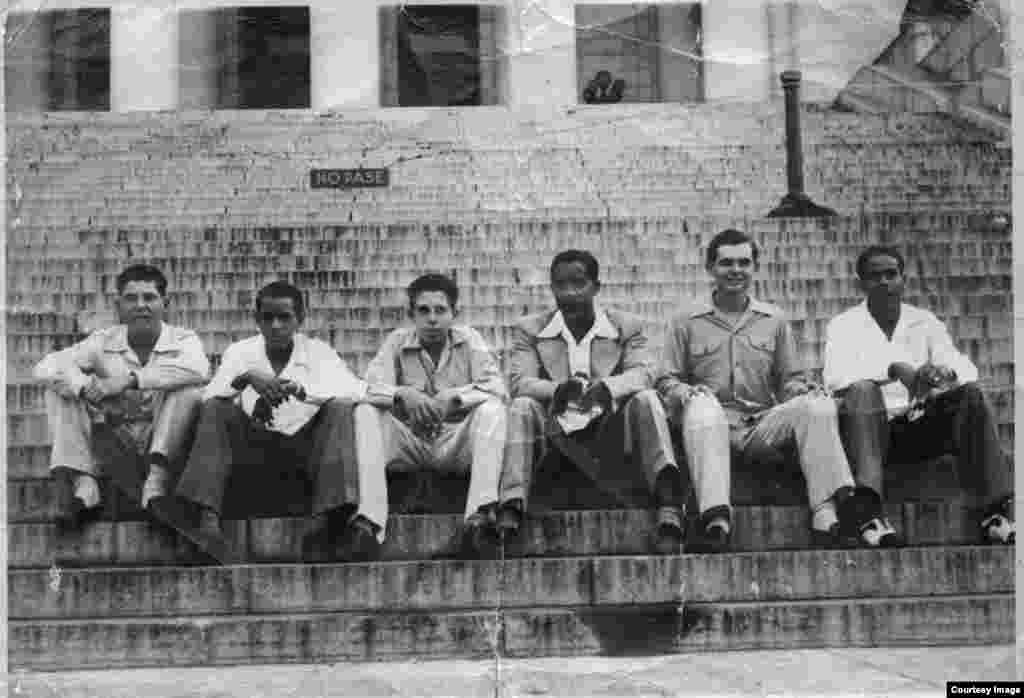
[657,229,900,552]
[825,245,1014,544]
[352,273,508,560]
[175,281,367,562]
[498,249,684,553]
[33,264,209,529]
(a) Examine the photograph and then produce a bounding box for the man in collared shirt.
[498,250,683,554]
[352,273,508,559]
[175,281,367,561]
[34,264,209,529]
[825,245,1014,544]
[657,229,900,551]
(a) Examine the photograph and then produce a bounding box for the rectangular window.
[576,3,703,104]
[179,6,311,109]
[5,9,111,111]
[380,5,504,107]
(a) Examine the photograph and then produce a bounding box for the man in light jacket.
[34,264,209,529]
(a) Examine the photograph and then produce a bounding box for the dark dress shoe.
[343,518,382,562]
[459,512,499,559]
[686,523,731,554]
[652,505,686,555]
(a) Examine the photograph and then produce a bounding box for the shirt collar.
[537,307,619,340]
[258,332,311,367]
[399,326,471,351]
[689,295,777,319]
[103,322,173,352]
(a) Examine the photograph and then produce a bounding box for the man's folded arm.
[601,324,654,401]
[33,332,104,396]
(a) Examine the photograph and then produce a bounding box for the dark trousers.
[176,397,359,516]
[837,380,1012,506]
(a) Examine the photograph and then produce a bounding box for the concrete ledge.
[9,594,1012,670]
[8,502,982,568]
[9,546,1011,620]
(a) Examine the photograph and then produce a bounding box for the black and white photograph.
[2,0,1018,694]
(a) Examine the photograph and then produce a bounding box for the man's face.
[709,242,755,295]
[116,280,166,332]
[551,261,599,321]
[411,290,455,345]
[859,253,904,306]
[256,296,301,350]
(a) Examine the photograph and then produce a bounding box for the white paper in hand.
[555,401,605,434]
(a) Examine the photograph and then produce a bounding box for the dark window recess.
[217,6,311,109]
[42,9,111,110]
[381,5,503,107]
[576,3,703,104]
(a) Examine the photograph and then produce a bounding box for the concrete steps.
[8,545,1012,670]
[7,502,988,568]
[11,594,1012,670]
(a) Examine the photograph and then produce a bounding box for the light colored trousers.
[676,392,856,514]
[45,386,204,476]
[353,398,507,540]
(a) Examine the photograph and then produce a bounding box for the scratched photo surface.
[3,0,1017,695]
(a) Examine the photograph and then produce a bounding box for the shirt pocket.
[738,332,777,377]
[689,338,726,382]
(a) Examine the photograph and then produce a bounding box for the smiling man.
[825,245,1014,544]
[33,264,209,530]
[498,250,683,554]
[657,229,900,551]
[174,281,367,562]
[351,273,509,560]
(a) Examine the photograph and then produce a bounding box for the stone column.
[311,2,378,110]
[110,5,178,111]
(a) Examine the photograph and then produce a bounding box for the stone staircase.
[837,0,1010,139]
[6,103,1013,670]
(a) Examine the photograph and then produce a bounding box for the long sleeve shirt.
[823,301,978,418]
[363,325,507,410]
[508,307,654,405]
[204,333,367,436]
[34,322,210,396]
[656,297,806,425]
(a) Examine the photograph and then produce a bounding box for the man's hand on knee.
[82,373,135,403]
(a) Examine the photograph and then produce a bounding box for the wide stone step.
[9,546,1011,620]
[7,501,985,568]
[9,593,1013,670]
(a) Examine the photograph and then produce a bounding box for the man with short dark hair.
[657,230,899,551]
[352,273,509,560]
[34,264,209,529]
[498,250,684,553]
[825,245,1014,544]
[175,281,367,561]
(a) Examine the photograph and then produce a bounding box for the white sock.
[706,515,731,535]
[812,500,838,532]
[72,474,101,509]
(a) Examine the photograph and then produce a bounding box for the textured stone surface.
[8,596,1013,671]
[8,502,981,568]
[10,546,1011,619]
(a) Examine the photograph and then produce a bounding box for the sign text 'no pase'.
[310,168,389,189]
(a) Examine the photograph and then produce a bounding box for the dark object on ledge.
[583,70,626,104]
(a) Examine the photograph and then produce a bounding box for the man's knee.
[625,389,661,415]
[958,381,986,405]
[839,380,885,418]
[320,397,356,418]
[509,396,544,420]
[682,392,727,429]
[473,397,506,419]
[164,385,204,410]
[795,393,837,420]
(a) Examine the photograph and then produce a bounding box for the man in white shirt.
[34,264,209,530]
[353,273,508,560]
[175,281,368,561]
[499,250,682,554]
[825,245,1013,544]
